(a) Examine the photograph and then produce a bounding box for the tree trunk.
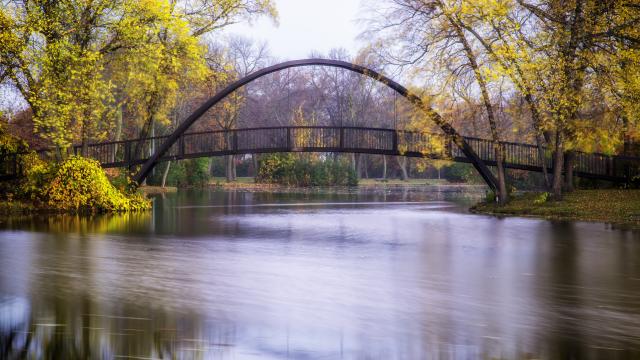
[446,13,508,204]
[382,155,387,179]
[495,146,508,203]
[351,153,362,179]
[112,105,123,163]
[552,132,565,199]
[161,161,171,188]
[362,155,369,179]
[134,115,154,163]
[252,154,259,177]
[225,155,234,182]
[232,155,237,180]
[536,134,551,189]
[80,119,88,157]
[397,157,408,180]
[564,151,575,192]
[150,121,155,178]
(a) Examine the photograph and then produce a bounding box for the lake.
[1,187,639,359]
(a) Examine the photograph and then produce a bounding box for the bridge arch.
[134,59,498,190]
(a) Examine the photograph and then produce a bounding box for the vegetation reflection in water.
[1,188,640,359]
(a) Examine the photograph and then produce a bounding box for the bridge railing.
[3,126,640,182]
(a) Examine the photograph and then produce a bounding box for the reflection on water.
[1,187,640,359]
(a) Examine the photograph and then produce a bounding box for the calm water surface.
[1,187,639,359]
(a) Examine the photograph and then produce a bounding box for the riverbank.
[208,177,477,188]
[0,200,36,217]
[139,186,177,195]
[471,189,640,227]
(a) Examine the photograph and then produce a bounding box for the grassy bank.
[472,190,640,227]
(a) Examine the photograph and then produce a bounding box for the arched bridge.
[133,59,501,190]
[1,59,639,185]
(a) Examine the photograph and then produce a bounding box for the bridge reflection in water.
[11,125,639,183]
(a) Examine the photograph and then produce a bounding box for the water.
[1,187,639,359]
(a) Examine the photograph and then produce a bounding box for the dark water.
[1,187,639,359]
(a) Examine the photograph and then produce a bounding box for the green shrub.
[257,153,297,185]
[24,156,150,212]
[149,158,212,187]
[533,192,550,205]
[20,153,55,201]
[443,163,483,183]
[257,153,358,186]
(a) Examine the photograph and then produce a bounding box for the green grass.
[472,189,640,226]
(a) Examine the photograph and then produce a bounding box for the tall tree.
[366,0,511,203]
[0,0,276,158]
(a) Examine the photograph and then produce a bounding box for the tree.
[0,0,276,161]
[366,0,511,203]
[368,0,640,199]
[202,35,271,181]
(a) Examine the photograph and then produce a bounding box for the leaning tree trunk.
[382,155,387,179]
[551,132,565,199]
[536,134,551,190]
[446,14,508,204]
[161,161,171,188]
[252,154,259,177]
[397,157,408,180]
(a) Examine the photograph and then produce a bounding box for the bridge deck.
[1,126,638,182]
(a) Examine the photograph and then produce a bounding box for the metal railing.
[2,126,639,182]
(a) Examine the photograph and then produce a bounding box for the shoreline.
[471,190,640,229]
[5,185,637,229]
[205,177,487,192]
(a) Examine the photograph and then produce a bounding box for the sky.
[225,0,365,60]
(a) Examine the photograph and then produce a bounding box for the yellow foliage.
[20,156,150,212]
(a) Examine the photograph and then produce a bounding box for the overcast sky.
[225,0,365,60]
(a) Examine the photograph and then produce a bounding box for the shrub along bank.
[1,133,149,213]
[257,154,358,187]
[23,156,150,212]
